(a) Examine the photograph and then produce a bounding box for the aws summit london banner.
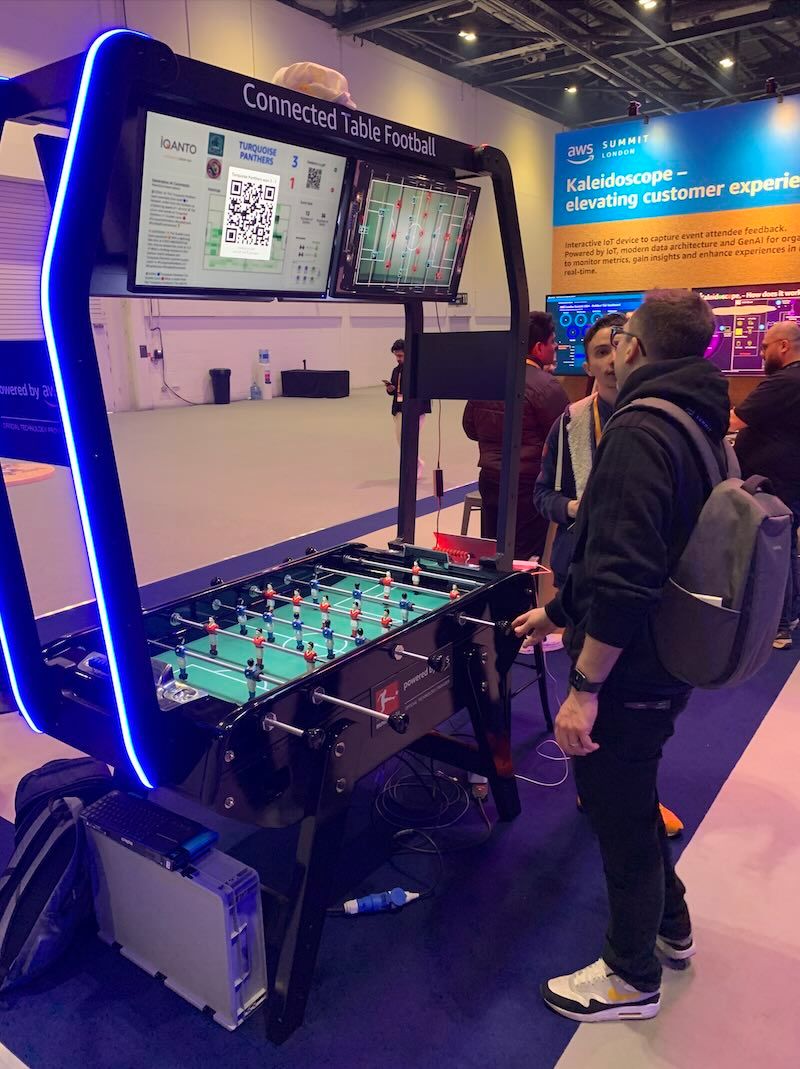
[552,95,800,292]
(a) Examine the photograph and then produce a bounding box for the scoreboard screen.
[131,111,347,297]
[331,160,479,299]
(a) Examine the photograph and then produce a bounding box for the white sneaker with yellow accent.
[542,958,660,1022]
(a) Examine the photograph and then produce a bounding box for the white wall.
[0,0,558,409]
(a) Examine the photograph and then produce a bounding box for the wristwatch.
[569,666,604,694]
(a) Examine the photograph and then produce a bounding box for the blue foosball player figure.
[354,627,366,647]
[399,592,413,624]
[175,641,188,681]
[244,658,261,701]
[236,600,248,635]
[352,582,362,604]
[310,578,320,604]
[322,619,335,659]
[262,608,276,642]
[292,611,304,651]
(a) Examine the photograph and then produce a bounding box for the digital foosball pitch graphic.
[354,178,471,289]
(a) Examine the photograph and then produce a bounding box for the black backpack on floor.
[0,757,112,993]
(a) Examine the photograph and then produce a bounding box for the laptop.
[81,791,219,871]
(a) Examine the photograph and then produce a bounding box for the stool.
[460,490,482,535]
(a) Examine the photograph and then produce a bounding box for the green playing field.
[154,571,451,706]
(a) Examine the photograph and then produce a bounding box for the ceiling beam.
[453,39,555,68]
[336,0,460,36]
[477,0,680,111]
[601,0,740,100]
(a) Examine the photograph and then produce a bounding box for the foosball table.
[40,541,532,1040]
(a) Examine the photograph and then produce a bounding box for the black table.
[281,369,350,398]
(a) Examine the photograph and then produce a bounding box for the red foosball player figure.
[411,561,421,586]
[319,595,331,616]
[303,642,318,674]
[449,584,460,601]
[253,627,266,668]
[291,589,303,611]
[206,616,220,657]
[264,583,276,611]
[349,603,361,636]
[380,610,393,631]
[381,571,393,599]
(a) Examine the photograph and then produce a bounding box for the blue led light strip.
[40,29,154,787]
[0,614,42,733]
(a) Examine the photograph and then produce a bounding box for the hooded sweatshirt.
[545,356,731,696]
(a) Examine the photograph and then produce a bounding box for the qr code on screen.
[220,167,280,260]
[306,166,322,191]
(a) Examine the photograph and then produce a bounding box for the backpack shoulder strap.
[612,397,731,486]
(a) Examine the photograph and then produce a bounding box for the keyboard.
[82,791,218,870]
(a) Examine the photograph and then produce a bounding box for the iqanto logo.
[160,136,197,155]
[567,142,594,165]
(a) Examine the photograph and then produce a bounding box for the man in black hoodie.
[513,290,729,1023]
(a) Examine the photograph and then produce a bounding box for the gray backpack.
[619,398,792,689]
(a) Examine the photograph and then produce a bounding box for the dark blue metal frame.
[0,30,529,789]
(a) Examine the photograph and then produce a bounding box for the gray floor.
[6,387,479,618]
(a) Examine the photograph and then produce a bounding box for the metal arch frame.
[0,31,530,785]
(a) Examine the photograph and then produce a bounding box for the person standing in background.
[384,338,431,479]
[463,311,568,559]
[730,321,800,650]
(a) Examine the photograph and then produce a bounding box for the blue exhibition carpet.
[1,646,798,1069]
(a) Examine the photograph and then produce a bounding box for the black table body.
[281,369,350,398]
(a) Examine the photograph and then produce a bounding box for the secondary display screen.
[132,112,346,296]
[696,284,800,373]
[331,160,479,299]
[547,291,643,374]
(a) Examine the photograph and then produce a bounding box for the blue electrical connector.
[343,888,420,915]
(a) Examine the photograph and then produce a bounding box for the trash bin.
[209,367,231,404]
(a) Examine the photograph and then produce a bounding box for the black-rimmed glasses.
[610,326,647,357]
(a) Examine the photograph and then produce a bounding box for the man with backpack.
[513,290,731,1022]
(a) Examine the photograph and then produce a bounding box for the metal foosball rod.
[170,612,319,663]
[306,579,422,613]
[149,640,285,686]
[456,612,514,637]
[215,599,360,647]
[247,585,385,624]
[389,644,446,672]
[343,555,482,587]
[310,687,409,734]
[319,565,452,599]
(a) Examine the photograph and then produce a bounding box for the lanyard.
[592,395,603,446]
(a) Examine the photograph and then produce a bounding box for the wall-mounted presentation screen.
[546,291,643,374]
[697,284,800,373]
[131,112,347,296]
[331,160,479,299]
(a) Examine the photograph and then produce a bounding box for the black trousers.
[572,690,692,991]
[478,471,548,560]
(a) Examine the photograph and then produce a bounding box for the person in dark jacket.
[384,338,431,479]
[463,312,568,559]
[730,321,800,649]
[513,290,729,1022]
[534,311,684,840]
[534,312,626,588]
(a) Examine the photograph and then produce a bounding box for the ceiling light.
[638,0,657,9]
[566,85,578,94]
[459,30,477,42]
[719,56,735,68]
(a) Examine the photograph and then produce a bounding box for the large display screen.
[331,160,478,299]
[132,112,347,296]
[547,291,644,374]
[696,284,800,373]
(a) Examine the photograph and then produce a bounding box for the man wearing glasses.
[513,290,729,1022]
[730,321,800,650]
